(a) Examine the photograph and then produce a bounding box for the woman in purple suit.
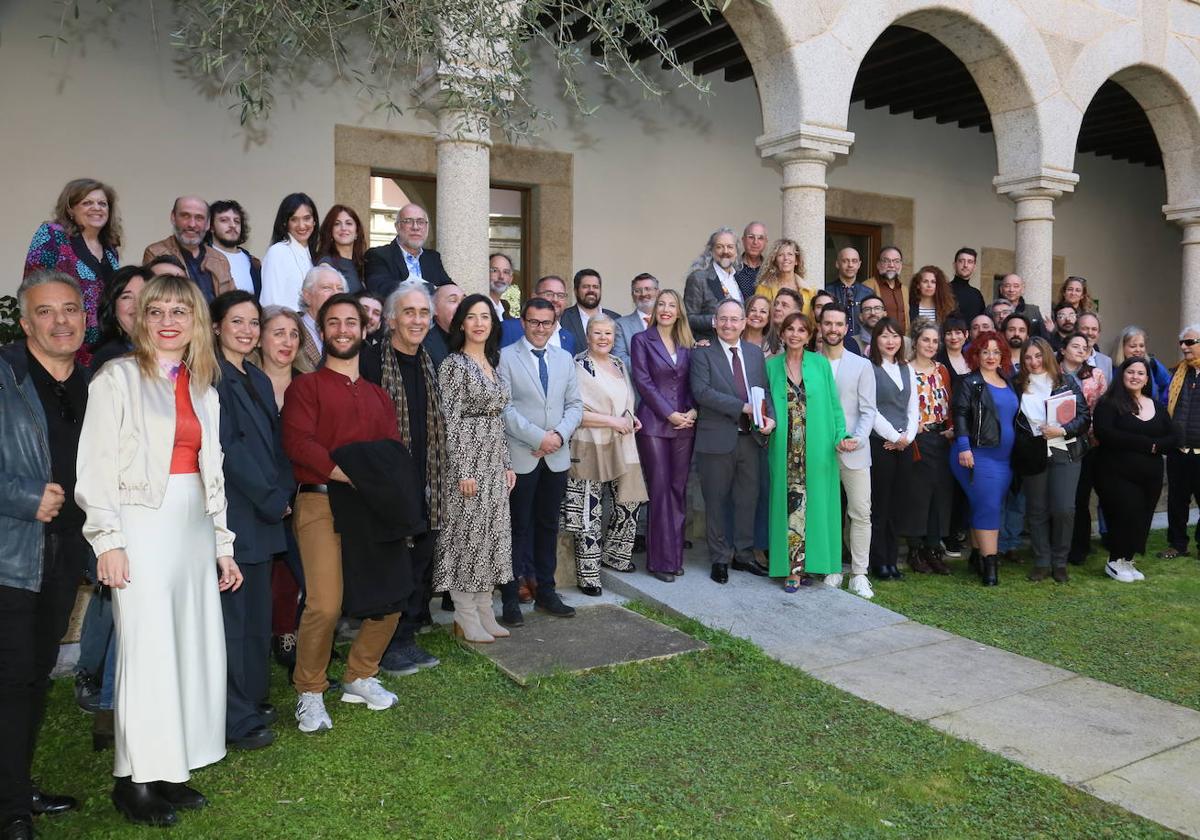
[631,290,698,581]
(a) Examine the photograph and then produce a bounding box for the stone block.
[1081,738,1200,839]
[469,603,707,685]
[774,620,954,672]
[810,636,1075,720]
[928,676,1200,783]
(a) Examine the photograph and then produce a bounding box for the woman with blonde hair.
[24,178,123,364]
[77,274,241,827]
[755,239,815,312]
[631,289,697,580]
[741,294,771,351]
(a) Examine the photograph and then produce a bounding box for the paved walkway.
[600,548,1200,838]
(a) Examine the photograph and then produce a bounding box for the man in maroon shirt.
[281,293,403,734]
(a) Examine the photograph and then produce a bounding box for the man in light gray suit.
[683,227,742,340]
[498,298,584,624]
[819,302,877,599]
[613,272,660,369]
[690,299,776,584]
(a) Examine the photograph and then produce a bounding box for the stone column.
[994,173,1078,311]
[757,125,854,285]
[434,108,491,296]
[1164,206,1200,329]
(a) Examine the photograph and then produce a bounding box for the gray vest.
[873,363,912,435]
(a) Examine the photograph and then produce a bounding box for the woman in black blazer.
[211,291,293,751]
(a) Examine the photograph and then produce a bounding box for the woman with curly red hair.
[949,330,1017,586]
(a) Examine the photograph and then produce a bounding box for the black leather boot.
[153,781,208,810]
[111,777,177,827]
[93,708,114,751]
[981,554,1000,586]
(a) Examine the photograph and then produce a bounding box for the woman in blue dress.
[950,330,1018,586]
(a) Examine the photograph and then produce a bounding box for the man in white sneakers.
[819,303,878,599]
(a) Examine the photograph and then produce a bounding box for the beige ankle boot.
[475,591,510,638]
[450,590,494,643]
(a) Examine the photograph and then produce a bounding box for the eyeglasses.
[878,258,902,267]
[52,381,77,425]
[146,306,193,322]
[537,291,567,300]
[398,218,429,228]
[1181,339,1200,347]
[860,305,885,314]
[524,318,555,329]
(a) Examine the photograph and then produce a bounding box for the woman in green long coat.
[765,311,847,591]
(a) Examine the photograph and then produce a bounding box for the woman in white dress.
[259,192,318,308]
[76,273,243,827]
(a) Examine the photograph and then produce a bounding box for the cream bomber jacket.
[75,356,235,558]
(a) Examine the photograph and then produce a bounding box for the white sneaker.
[296,691,332,733]
[1127,560,1145,581]
[848,574,874,599]
[824,573,844,589]
[1105,559,1136,583]
[341,676,398,711]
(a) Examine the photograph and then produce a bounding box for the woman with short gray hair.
[561,315,648,595]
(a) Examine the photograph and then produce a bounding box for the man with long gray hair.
[361,279,448,674]
[683,226,741,339]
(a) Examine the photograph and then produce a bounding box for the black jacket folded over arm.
[328,439,426,619]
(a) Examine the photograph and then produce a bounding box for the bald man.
[824,246,874,336]
[364,203,453,298]
[142,195,234,303]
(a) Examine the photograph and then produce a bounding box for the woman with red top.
[77,274,242,828]
[900,322,955,574]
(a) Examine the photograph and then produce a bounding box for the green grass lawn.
[871,529,1200,712]
[34,607,1171,839]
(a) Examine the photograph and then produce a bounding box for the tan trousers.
[292,492,399,694]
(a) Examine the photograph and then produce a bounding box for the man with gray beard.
[865,245,908,333]
[683,226,741,339]
[142,196,234,303]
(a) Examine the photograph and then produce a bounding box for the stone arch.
[1062,24,1200,206]
[725,0,1061,181]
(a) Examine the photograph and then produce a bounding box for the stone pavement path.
[599,548,1200,838]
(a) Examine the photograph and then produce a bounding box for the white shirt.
[717,338,752,399]
[548,329,562,349]
[872,360,920,442]
[260,236,314,308]
[714,263,742,303]
[214,245,254,295]
[1021,372,1053,431]
[492,296,505,321]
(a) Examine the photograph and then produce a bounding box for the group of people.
[1,180,1194,837]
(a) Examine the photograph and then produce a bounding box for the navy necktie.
[531,348,549,395]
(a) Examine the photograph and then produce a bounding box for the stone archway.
[1061,25,1200,325]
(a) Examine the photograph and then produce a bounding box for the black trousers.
[391,530,435,646]
[869,438,913,570]
[1165,450,1200,552]
[0,535,83,820]
[507,461,569,602]
[222,560,271,740]
[1068,448,1099,564]
[697,434,760,567]
[1096,454,1163,560]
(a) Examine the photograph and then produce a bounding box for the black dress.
[1092,398,1177,559]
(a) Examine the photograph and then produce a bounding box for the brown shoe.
[1004,550,1023,565]
[1051,567,1069,583]
[908,547,932,574]
[1027,567,1049,582]
[926,549,951,575]
[517,577,536,605]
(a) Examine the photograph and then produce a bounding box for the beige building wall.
[0,1,1181,355]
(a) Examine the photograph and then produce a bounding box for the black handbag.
[1011,419,1049,477]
